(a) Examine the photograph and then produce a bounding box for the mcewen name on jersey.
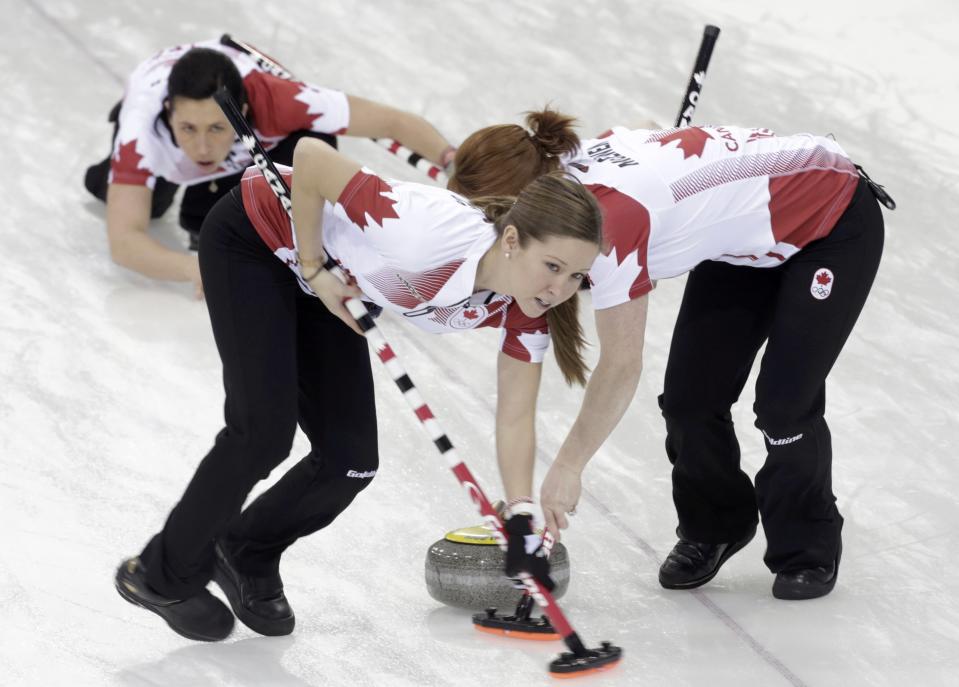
[240,165,551,363]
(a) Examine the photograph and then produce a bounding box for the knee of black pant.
[753,391,823,439]
[754,409,809,452]
[754,432,831,502]
[660,390,733,428]
[304,439,378,495]
[306,417,379,484]
[334,449,379,494]
[659,390,693,423]
[753,411,830,488]
[754,374,825,428]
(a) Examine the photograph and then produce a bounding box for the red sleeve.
[109,139,152,187]
[585,184,654,309]
[499,303,550,363]
[240,165,295,253]
[337,170,400,231]
[244,71,349,138]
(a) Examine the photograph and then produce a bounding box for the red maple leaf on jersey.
[463,308,479,320]
[110,139,150,185]
[816,271,832,285]
[343,175,401,230]
[113,139,143,167]
[244,71,318,136]
[654,128,712,159]
[585,184,651,263]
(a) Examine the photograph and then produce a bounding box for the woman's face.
[505,231,599,318]
[166,97,237,172]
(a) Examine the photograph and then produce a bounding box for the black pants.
[83,101,336,246]
[139,189,378,598]
[658,178,884,573]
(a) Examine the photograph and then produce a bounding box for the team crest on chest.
[449,305,489,329]
[810,268,834,300]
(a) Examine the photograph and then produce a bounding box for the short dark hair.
[157,46,248,137]
[167,47,245,106]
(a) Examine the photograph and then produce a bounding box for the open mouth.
[197,160,216,169]
[534,297,551,309]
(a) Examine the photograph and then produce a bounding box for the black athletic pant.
[83,101,336,245]
[139,189,378,598]
[658,178,884,573]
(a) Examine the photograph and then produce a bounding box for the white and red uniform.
[564,126,860,310]
[109,39,350,189]
[240,166,550,363]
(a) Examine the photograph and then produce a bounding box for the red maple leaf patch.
[113,139,143,167]
[585,184,651,263]
[463,308,479,320]
[343,174,401,230]
[816,271,832,285]
[244,71,320,136]
[654,128,712,159]
[110,139,151,185]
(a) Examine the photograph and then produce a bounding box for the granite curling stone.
[424,523,569,609]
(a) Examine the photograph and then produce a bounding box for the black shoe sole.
[659,526,757,590]
[114,577,232,642]
[213,557,295,637]
[771,575,837,600]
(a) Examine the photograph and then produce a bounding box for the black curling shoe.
[213,541,295,636]
[114,557,234,641]
[772,545,842,600]
[659,525,757,590]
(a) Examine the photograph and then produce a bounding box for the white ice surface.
[1,1,958,686]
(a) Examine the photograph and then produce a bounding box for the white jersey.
[564,126,860,310]
[109,39,350,188]
[240,166,551,363]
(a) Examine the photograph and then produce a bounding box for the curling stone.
[424,522,569,609]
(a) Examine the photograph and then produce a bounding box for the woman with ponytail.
[114,137,602,642]
[451,107,890,602]
[451,110,589,386]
